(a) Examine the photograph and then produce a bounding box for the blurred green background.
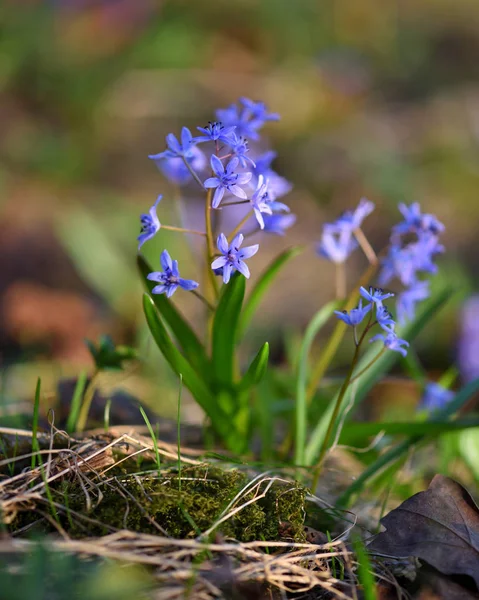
[1,0,478,421]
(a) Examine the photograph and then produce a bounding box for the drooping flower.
[360,286,395,307]
[194,121,236,145]
[334,300,371,327]
[250,175,273,229]
[376,305,396,333]
[263,213,296,235]
[369,331,409,357]
[317,230,358,264]
[138,195,162,251]
[396,280,430,324]
[147,250,199,298]
[204,155,252,209]
[419,382,455,412]
[211,233,259,284]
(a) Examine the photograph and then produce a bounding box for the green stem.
[354,227,378,265]
[228,210,254,243]
[205,188,219,299]
[162,225,206,236]
[191,290,215,312]
[349,349,386,384]
[220,200,250,207]
[76,370,100,433]
[182,157,205,190]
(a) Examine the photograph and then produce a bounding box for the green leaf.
[143,294,216,419]
[238,342,270,393]
[212,273,246,388]
[239,247,302,338]
[138,255,210,378]
[305,286,453,465]
[86,335,137,371]
[336,376,479,507]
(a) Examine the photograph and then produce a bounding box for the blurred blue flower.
[138,195,161,251]
[420,382,455,412]
[149,127,196,160]
[393,202,445,237]
[369,332,409,357]
[240,97,280,124]
[317,230,358,264]
[147,250,199,298]
[251,175,273,229]
[229,133,256,168]
[194,121,236,145]
[263,213,296,235]
[458,296,479,383]
[216,98,279,141]
[360,286,394,306]
[204,155,252,209]
[150,148,206,185]
[376,305,396,333]
[396,280,430,324]
[253,151,292,200]
[334,300,371,326]
[211,233,259,284]
[326,198,375,234]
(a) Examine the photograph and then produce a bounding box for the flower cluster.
[335,286,409,357]
[379,202,445,324]
[317,198,375,264]
[419,382,455,412]
[137,97,294,297]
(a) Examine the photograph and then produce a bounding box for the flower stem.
[354,227,378,265]
[335,262,346,299]
[349,348,386,384]
[220,200,250,207]
[182,157,205,190]
[76,369,100,433]
[228,210,254,243]
[205,187,219,299]
[191,290,215,312]
[162,225,206,236]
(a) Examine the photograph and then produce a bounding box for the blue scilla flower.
[396,280,430,324]
[204,155,252,209]
[263,213,296,236]
[334,300,371,326]
[376,305,396,333]
[228,133,256,168]
[194,121,236,145]
[147,250,199,298]
[317,230,358,264]
[253,151,292,200]
[216,98,279,141]
[211,233,259,284]
[240,97,280,125]
[378,245,418,288]
[326,198,375,235]
[393,202,445,237]
[138,195,161,251]
[251,175,273,229]
[420,382,455,412]
[360,286,394,307]
[149,127,195,160]
[150,148,206,186]
[369,331,409,357]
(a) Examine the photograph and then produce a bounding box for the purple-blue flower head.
[216,98,280,141]
[204,155,252,208]
[147,250,199,298]
[211,233,259,284]
[253,151,292,200]
[194,121,236,145]
[369,331,409,357]
[138,195,161,251]
[393,202,445,237]
[420,382,455,412]
[376,305,396,333]
[228,133,256,168]
[240,97,280,124]
[150,147,206,186]
[263,213,296,236]
[149,127,196,160]
[360,286,395,307]
[396,280,430,324]
[251,175,273,229]
[334,300,371,327]
[317,230,358,264]
[327,198,375,234]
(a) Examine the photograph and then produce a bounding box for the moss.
[51,465,307,542]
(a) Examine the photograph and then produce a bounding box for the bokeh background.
[1,0,479,423]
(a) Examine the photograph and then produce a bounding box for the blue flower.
[393,202,445,237]
[360,286,395,307]
[334,300,371,326]
[216,98,280,141]
[369,331,409,357]
[420,382,455,412]
[150,147,206,185]
[253,151,292,200]
[317,230,358,264]
[263,213,296,235]
[204,155,252,209]
[240,97,280,125]
[147,250,199,298]
[138,195,161,251]
[250,175,273,229]
[327,198,375,234]
[194,121,236,145]
[228,133,256,168]
[149,127,196,160]
[396,280,430,324]
[376,305,396,333]
[211,233,259,284]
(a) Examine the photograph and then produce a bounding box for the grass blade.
[238,342,270,392]
[239,247,302,338]
[31,378,41,471]
[139,406,161,478]
[65,370,87,434]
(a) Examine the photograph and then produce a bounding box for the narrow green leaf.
[239,247,302,338]
[305,286,452,465]
[212,273,245,387]
[31,378,41,471]
[295,300,340,466]
[66,370,87,434]
[336,376,479,507]
[138,255,210,378]
[238,342,270,393]
[352,536,378,600]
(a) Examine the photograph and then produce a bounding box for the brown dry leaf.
[369,474,479,588]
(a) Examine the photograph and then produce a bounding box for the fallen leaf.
[369,474,479,588]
